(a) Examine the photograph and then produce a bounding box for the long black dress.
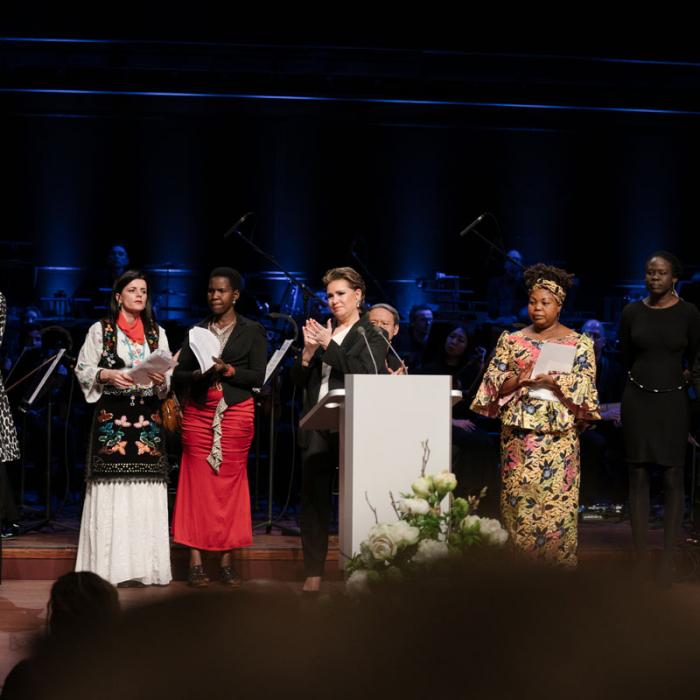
[619,299,700,467]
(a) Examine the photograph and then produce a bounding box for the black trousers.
[300,430,339,577]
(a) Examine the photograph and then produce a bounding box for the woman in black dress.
[620,251,700,585]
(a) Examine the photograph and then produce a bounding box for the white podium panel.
[339,374,454,566]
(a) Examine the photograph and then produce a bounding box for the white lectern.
[300,375,460,567]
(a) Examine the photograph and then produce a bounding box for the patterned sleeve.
[551,333,600,420]
[74,322,105,404]
[470,331,513,418]
[0,292,6,347]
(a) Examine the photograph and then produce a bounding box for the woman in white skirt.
[74,270,172,587]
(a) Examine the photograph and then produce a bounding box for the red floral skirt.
[172,389,255,551]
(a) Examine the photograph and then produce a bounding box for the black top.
[290,316,388,418]
[619,299,700,466]
[173,314,267,407]
[619,299,700,392]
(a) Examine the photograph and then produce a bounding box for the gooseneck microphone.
[223,212,255,240]
[367,325,408,374]
[356,326,379,375]
[459,213,487,237]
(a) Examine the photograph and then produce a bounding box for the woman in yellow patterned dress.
[471,264,599,566]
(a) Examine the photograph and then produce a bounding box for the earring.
[356,300,360,308]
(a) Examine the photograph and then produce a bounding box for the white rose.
[478,517,509,546]
[411,476,433,498]
[366,525,398,562]
[346,569,370,596]
[367,523,396,542]
[411,539,449,565]
[460,515,481,533]
[432,470,457,496]
[398,497,431,516]
[389,520,420,547]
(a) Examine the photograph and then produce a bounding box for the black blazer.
[290,315,388,419]
[173,314,267,406]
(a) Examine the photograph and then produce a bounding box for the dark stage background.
[2,28,700,517]
[2,34,700,310]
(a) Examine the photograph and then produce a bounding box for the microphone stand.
[458,212,524,270]
[224,216,326,308]
[252,314,300,536]
[350,238,393,305]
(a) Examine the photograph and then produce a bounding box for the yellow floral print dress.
[471,331,599,566]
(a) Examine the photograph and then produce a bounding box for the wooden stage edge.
[1,521,699,583]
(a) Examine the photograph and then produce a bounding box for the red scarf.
[117,311,145,345]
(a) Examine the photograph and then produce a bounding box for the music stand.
[16,349,77,533]
[253,337,298,535]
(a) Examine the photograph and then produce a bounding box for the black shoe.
[219,565,243,588]
[187,565,210,588]
[117,579,147,588]
[1,523,20,539]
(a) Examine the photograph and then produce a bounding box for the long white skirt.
[76,481,172,586]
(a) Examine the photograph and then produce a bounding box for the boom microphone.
[459,213,487,237]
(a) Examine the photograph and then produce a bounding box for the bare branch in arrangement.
[420,439,431,477]
[389,491,401,519]
[365,491,379,524]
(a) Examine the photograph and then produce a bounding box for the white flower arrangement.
[346,440,508,595]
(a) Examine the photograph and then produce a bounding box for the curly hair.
[321,266,366,302]
[523,263,575,292]
[645,250,682,278]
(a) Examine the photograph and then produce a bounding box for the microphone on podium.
[356,326,379,375]
[367,324,408,374]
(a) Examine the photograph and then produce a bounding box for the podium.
[300,375,461,567]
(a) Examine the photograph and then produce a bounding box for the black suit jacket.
[290,316,388,420]
[173,314,267,406]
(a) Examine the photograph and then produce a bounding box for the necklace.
[122,335,147,407]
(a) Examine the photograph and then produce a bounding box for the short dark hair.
[209,267,244,291]
[109,270,155,329]
[48,571,120,638]
[646,250,682,278]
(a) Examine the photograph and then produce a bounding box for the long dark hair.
[109,270,156,329]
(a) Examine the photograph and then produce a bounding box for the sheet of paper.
[264,339,294,385]
[189,326,220,374]
[125,349,177,385]
[528,342,576,401]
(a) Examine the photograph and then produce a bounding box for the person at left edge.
[172,268,267,588]
[74,271,172,587]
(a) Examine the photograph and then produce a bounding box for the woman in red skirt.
[172,268,267,586]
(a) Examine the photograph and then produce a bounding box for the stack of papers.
[189,327,220,373]
[528,342,576,401]
[125,349,177,385]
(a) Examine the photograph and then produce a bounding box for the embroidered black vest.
[97,319,160,369]
[88,319,168,484]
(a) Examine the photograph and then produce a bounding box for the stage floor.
[2,518,700,580]
[2,520,700,688]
